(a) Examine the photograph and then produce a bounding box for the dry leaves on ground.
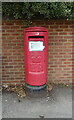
[2,82,53,99]
[3,84,26,98]
[46,82,53,92]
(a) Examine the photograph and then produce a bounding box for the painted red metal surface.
[24,27,48,86]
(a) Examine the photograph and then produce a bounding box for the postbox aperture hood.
[24,27,48,32]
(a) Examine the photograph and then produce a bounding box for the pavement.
[2,86,72,118]
[0,91,2,120]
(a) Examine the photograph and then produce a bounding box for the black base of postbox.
[25,83,46,91]
[25,83,47,98]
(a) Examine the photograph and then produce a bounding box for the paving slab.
[2,87,72,118]
[0,91,2,120]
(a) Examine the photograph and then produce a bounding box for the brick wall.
[2,20,73,85]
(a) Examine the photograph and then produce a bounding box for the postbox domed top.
[24,27,48,32]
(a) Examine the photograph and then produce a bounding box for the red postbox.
[24,27,48,89]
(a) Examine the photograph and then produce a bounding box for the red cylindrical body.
[24,27,48,86]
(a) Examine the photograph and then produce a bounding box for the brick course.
[2,20,74,85]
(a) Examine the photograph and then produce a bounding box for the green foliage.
[2,2,74,20]
[0,2,2,14]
